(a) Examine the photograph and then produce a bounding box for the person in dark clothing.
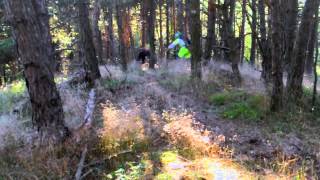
[136,48,151,64]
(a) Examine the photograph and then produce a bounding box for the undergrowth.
[209,90,267,122]
[0,80,26,114]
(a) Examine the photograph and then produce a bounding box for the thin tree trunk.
[104,6,115,63]
[177,0,184,32]
[204,0,217,62]
[305,10,318,74]
[189,0,202,79]
[249,0,257,65]
[270,0,285,112]
[283,0,298,71]
[145,0,157,69]
[258,0,272,82]
[287,0,320,101]
[312,13,319,107]
[92,0,103,64]
[240,0,246,64]
[116,5,130,71]
[78,0,101,85]
[159,0,164,58]
[166,0,170,59]
[4,0,68,139]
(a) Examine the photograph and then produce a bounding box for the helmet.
[174,32,182,39]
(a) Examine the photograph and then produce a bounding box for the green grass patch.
[159,151,179,165]
[209,91,267,122]
[0,81,26,113]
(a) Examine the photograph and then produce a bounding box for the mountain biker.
[167,32,191,59]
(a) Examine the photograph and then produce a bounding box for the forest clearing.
[0,0,320,179]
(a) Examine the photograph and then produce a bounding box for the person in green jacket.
[168,32,191,59]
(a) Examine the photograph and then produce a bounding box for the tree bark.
[258,0,272,82]
[240,0,246,64]
[249,0,257,65]
[145,0,157,69]
[189,0,202,79]
[305,10,318,74]
[283,0,298,70]
[287,0,320,101]
[92,0,103,64]
[116,5,130,71]
[270,0,285,112]
[104,6,115,63]
[312,9,319,108]
[4,0,68,139]
[166,0,170,59]
[204,0,217,61]
[78,0,101,85]
[177,0,184,32]
[159,0,164,58]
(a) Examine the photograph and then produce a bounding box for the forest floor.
[0,60,320,179]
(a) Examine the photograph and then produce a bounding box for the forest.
[0,0,320,179]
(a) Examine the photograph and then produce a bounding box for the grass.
[0,80,26,114]
[208,90,267,122]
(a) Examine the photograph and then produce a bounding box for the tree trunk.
[249,0,257,65]
[78,0,101,85]
[258,0,272,82]
[283,0,298,70]
[159,0,164,58]
[116,5,130,71]
[4,0,68,139]
[177,0,184,32]
[240,0,246,63]
[104,6,115,63]
[204,0,217,61]
[92,0,103,64]
[305,11,318,74]
[287,0,320,101]
[312,9,319,108]
[189,0,202,79]
[270,0,285,112]
[166,0,171,59]
[145,0,157,69]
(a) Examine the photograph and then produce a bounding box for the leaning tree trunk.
[204,0,217,62]
[287,0,320,102]
[189,0,202,79]
[270,0,285,112]
[4,0,68,139]
[78,0,101,85]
